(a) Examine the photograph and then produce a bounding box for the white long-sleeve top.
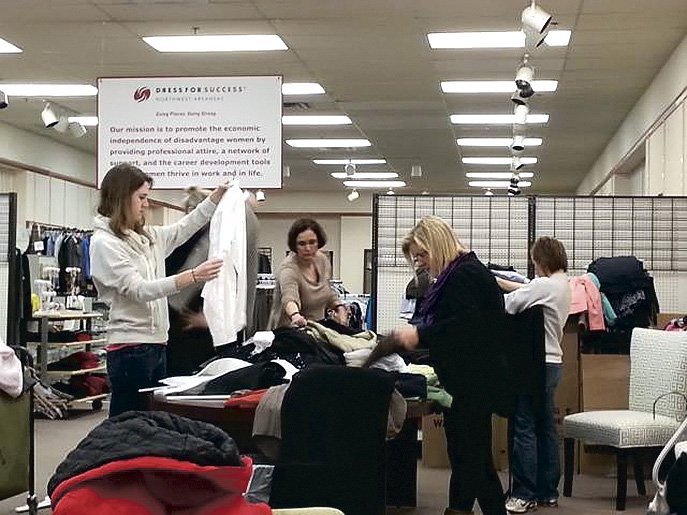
[90,196,217,344]
[503,271,572,364]
[202,184,247,346]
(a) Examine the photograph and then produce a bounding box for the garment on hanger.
[202,184,247,346]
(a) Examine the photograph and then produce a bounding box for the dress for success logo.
[133,87,151,102]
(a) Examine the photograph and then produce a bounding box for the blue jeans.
[107,344,166,418]
[511,363,562,501]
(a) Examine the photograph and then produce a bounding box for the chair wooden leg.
[563,438,574,497]
[616,450,628,511]
[633,451,646,496]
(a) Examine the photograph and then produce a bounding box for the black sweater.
[417,252,506,410]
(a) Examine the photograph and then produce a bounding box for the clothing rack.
[26,221,92,232]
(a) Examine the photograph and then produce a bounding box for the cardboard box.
[421,414,450,468]
[421,413,510,471]
[578,353,630,475]
[555,321,580,437]
[655,313,684,330]
[492,415,509,471]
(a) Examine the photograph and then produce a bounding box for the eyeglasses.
[296,238,318,247]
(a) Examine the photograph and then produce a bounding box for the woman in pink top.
[268,218,337,329]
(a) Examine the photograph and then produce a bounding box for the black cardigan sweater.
[417,252,506,411]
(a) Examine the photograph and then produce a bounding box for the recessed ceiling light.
[469,180,532,188]
[457,138,542,147]
[0,38,22,53]
[286,138,372,148]
[427,30,571,49]
[462,157,538,165]
[282,115,351,126]
[450,114,549,125]
[286,139,371,148]
[441,80,558,93]
[282,82,325,95]
[466,172,534,179]
[142,34,288,52]
[544,30,572,46]
[67,116,98,127]
[0,84,98,97]
[331,172,398,179]
[343,180,406,188]
[314,158,386,165]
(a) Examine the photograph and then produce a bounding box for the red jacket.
[51,455,271,515]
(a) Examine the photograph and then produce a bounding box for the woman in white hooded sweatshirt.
[90,163,226,417]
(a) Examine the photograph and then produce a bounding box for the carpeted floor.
[0,409,657,514]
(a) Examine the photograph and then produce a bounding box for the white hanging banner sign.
[97,76,282,189]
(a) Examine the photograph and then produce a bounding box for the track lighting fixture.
[255,190,266,202]
[515,60,534,90]
[69,121,87,138]
[511,134,526,152]
[386,188,395,195]
[54,116,70,133]
[344,161,356,177]
[511,156,525,171]
[508,174,522,196]
[522,2,555,49]
[0,90,7,109]
[347,189,360,202]
[411,164,423,177]
[521,2,553,35]
[514,104,530,125]
[41,103,59,128]
[485,189,494,196]
[511,83,534,106]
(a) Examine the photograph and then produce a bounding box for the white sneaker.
[506,497,537,513]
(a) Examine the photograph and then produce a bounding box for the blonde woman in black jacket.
[392,216,507,515]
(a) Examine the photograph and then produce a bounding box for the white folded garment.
[150,357,253,393]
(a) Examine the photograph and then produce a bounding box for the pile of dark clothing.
[583,256,660,352]
[217,326,345,369]
[587,256,659,329]
[47,411,271,515]
[174,327,346,397]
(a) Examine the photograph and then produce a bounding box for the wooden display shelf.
[32,311,102,320]
[46,365,106,378]
[69,394,108,404]
[27,338,107,347]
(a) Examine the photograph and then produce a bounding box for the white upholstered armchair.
[563,327,687,511]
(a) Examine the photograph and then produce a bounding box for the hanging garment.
[569,274,606,331]
[0,339,22,398]
[203,184,247,346]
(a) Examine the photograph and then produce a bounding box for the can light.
[343,180,406,188]
[468,180,532,188]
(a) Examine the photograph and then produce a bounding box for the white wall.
[578,34,687,194]
[257,215,342,277]
[339,216,372,293]
[0,122,94,184]
[645,103,687,196]
[253,190,373,214]
[613,160,645,195]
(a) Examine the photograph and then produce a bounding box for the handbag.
[647,415,687,515]
[0,391,30,500]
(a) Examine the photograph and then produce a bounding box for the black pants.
[443,402,506,515]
